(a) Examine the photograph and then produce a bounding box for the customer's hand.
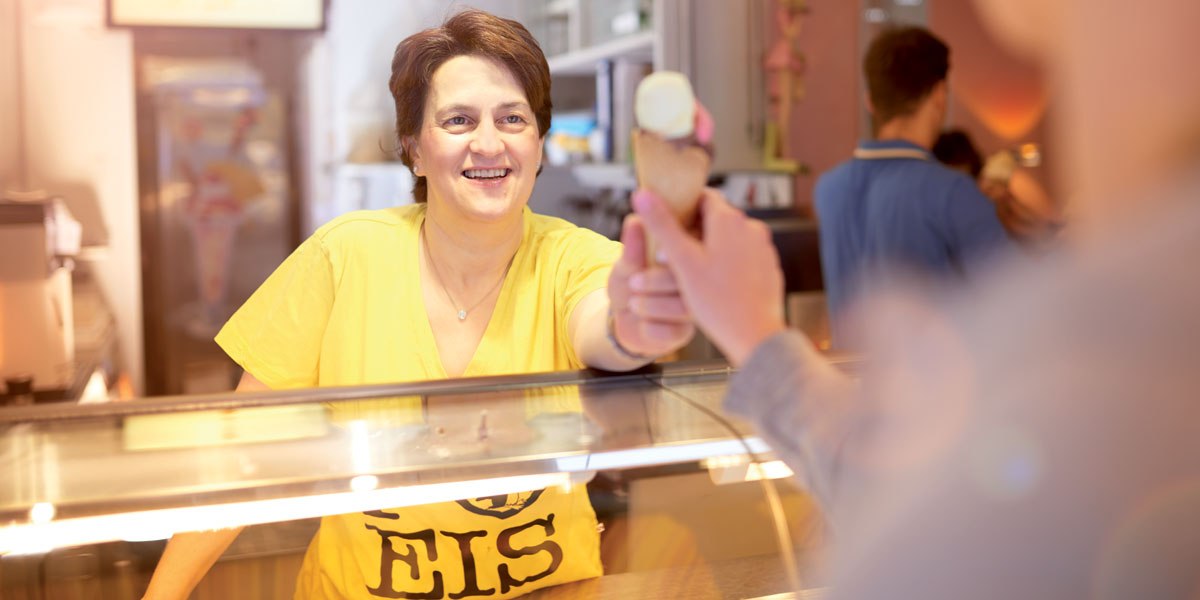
[608,214,696,358]
[632,188,787,366]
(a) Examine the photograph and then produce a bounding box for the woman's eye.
[503,115,525,124]
[447,116,468,126]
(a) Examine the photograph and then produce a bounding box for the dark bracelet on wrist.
[606,310,657,362]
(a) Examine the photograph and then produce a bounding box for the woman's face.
[410,54,543,223]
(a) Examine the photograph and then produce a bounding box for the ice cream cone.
[633,128,710,261]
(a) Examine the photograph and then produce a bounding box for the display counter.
[0,360,852,599]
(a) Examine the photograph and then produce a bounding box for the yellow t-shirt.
[215,204,622,599]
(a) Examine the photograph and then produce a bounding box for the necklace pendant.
[457,309,467,321]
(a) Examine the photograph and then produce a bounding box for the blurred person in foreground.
[629,0,1200,596]
[145,9,693,600]
[815,27,1014,349]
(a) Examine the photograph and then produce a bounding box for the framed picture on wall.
[106,0,327,32]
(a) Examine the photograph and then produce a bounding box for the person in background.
[934,128,1063,245]
[931,128,984,179]
[144,9,695,600]
[814,27,1013,349]
[629,0,1200,596]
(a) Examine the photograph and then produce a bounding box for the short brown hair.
[389,9,552,203]
[863,27,949,128]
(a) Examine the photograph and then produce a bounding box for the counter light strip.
[554,438,770,472]
[0,472,570,555]
[0,439,775,554]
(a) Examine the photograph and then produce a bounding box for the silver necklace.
[421,224,515,322]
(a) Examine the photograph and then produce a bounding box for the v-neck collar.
[410,205,530,379]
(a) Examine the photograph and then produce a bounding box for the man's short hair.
[863,27,949,126]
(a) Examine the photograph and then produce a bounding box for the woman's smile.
[462,167,513,185]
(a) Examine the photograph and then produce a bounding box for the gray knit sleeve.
[724,331,859,517]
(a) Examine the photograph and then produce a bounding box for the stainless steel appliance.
[0,194,81,394]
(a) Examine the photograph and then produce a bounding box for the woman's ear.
[404,138,423,176]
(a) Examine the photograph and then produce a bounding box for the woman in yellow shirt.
[145,9,696,600]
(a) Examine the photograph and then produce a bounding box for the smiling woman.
[389,10,551,207]
[142,8,699,600]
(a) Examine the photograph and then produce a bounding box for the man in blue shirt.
[815,27,1012,347]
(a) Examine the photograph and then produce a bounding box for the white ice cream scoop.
[635,71,696,139]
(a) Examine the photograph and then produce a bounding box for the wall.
[932,1,1047,149]
[785,0,861,214]
[13,0,144,393]
[930,0,1057,208]
[0,0,19,188]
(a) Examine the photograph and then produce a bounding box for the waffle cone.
[632,128,710,227]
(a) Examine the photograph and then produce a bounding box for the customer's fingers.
[631,189,703,273]
[628,295,691,323]
[629,266,680,294]
[697,188,747,243]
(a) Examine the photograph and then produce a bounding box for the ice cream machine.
[0,194,81,394]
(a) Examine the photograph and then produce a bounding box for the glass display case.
[0,361,846,599]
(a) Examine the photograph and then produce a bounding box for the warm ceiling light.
[1017,143,1042,167]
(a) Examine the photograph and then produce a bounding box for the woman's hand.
[607,213,696,359]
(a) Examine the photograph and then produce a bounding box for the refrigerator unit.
[136,58,297,395]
